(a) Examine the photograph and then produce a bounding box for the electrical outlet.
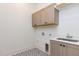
[49,33,52,36]
[42,32,45,36]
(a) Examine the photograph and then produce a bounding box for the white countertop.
[49,37,79,46]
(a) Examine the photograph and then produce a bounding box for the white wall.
[0,3,36,55]
[35,3,79,54]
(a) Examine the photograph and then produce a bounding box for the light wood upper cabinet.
[32,4,59,27]
[50,40,79,56]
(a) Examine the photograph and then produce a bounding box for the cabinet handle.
[34,24,37,26]
[45,22,48,24]
[60,44,62,46]
[63,45,65,47]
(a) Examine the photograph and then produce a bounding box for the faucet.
[66,33,73,38]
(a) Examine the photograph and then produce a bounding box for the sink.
[57,38,79,42]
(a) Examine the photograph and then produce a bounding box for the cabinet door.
[32,11,41,26]
[50,40,63,56]
[66,44,79,56]
[40,9,48,25]
[52,44,63,56]
[41,5,55,25]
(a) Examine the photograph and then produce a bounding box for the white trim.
[55,3,71,10]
